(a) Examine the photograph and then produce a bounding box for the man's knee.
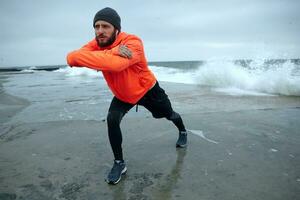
[152,112,165,119]
[107,111,124,126]
[166,111,181,121]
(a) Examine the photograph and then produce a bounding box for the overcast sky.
[0,0,299,67]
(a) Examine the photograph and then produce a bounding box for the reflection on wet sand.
[153,148,187,199]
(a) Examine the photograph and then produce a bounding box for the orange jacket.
[66,32,156,104]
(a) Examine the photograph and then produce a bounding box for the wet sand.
[0,73,300,200]
[0,75,30,124]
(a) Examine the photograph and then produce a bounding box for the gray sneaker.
[176,131,187,148]
[106,160,127,184]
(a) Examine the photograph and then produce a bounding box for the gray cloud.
[0,0,299,67]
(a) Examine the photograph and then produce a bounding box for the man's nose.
[95,27,104,35]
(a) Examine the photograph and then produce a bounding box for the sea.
[1,59,300,123]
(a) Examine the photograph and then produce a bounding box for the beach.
[0,66,300,200]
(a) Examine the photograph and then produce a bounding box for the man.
[66,7,187,185]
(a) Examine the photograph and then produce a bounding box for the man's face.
[94,20,118,47]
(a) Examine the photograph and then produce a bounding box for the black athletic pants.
[107,81,186,161]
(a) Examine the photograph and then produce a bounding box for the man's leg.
[106,97,134,184]
[166,111,187,148]
[166,111,186,133]
[107,111,125,161]
[138,82,187,147]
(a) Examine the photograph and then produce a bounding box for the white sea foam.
[20,66,38,73]
[195,60,300,96]
[149,66,196,84]
[57,60,300,96]
[150,60,300,96]
[55,67,102,78]
[20,69,35,73]
[269,148,279,152]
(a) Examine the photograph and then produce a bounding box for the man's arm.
[66,37,142,72]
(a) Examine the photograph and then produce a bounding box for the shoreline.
[1,58,300,71]
[0,75,30,124]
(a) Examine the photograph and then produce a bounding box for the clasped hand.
[118,45,132,59]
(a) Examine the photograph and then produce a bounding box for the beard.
[96,29,117,48]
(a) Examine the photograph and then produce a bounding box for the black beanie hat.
[93,7,121,31]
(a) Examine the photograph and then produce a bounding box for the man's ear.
[115,29,120,36]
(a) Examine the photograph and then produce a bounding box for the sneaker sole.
[106,167,127,185]
[176,143,187,148]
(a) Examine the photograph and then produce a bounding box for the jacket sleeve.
[66,37,143,72]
